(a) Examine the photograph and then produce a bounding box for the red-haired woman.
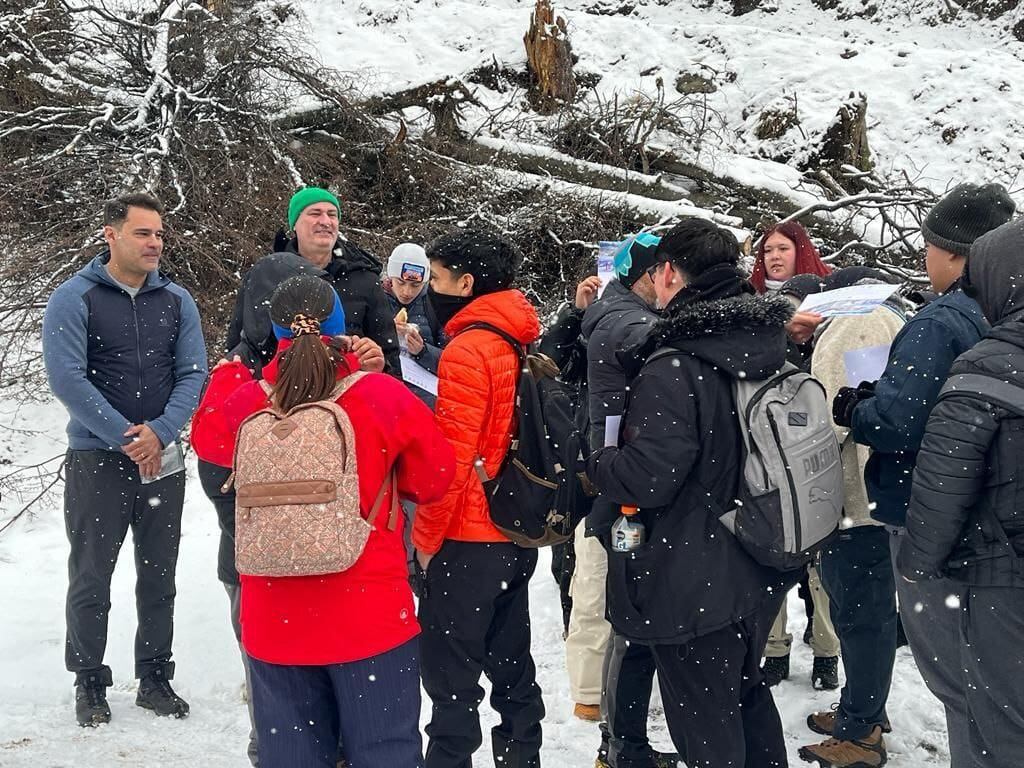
[752,221,833,346]
[751,221,832,293]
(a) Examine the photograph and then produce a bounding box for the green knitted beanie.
[287,187,341,230]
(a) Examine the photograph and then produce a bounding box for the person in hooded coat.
[832,182,1015,768]
[897,217,1024,768]
[586,217,793,768]
[537,275,602,635]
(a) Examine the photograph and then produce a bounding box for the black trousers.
[198,458,238,585]
[64,449,184,682]
[601,632,660,768]
[649,599,788,768]
[819,526,897,740]
[418,541,545,768]
[550,538,575,635]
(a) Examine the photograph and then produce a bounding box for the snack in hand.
[395,307,408,324]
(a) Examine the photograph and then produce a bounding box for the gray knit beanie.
[922,183,1016,257]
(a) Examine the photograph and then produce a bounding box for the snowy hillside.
[301,0,1024,202]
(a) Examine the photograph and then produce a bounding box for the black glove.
[854,379,876,396]
[833,385,869,427]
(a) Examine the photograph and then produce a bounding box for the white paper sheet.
[797,283,899,318]
[604,415,622,448]
[399,353,439,395]
[844,344,891,387]
[596,240,620,298]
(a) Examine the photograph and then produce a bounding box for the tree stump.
[524,0,576,114]
[816,92,873,181]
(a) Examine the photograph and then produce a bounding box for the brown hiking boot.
[807,708,893,737]
[798,726,887,767]
[573,702,601,722]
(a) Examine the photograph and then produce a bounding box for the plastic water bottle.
[611,505,645,552]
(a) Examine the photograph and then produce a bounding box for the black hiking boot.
[763,653,790,687]
[812,656,840,691]
[594,749,681,767]
[136,668,189,718]
[75,671,112,727]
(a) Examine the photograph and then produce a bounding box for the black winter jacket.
[586,266,794,644]
[580,280,659,536]
[581,279,659,453]
[226,239,400,374]
[540,303,588,383]
[898,219,1024,587]
[897,323,1024,587]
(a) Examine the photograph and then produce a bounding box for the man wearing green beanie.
[287,187,341,231]
[225,186,400,376]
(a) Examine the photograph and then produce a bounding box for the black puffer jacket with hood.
[898,219,1024,587]
[586,264,795,644]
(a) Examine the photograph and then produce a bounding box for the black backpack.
[461,322,597,547]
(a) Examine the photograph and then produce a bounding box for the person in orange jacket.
[412,229,545,768]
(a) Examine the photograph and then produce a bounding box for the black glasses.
[646,262,662,280]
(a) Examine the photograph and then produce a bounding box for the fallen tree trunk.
[450,137,696,202]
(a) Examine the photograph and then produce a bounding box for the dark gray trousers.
[890,531,973,767]
[959,585,1024,768]
[601,632,659,768]
[64,449,184,683]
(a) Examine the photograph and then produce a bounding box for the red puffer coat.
[191,340,454,664]
[411,289,541,555]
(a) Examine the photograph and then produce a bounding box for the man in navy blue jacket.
[42,192,207,728]
[830,183,1014,768]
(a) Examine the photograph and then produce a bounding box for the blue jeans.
[819,526,897,740]
[249,638,423,768]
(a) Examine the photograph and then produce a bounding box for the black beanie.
[778,274,828,301]
[922,183,1016,257]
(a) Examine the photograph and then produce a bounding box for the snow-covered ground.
[0,396,948,767]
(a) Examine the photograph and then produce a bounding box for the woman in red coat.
[192,275,454,768]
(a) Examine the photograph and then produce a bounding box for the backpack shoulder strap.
[645,346,687,366]
[460,321,527,361]
[939,372,1024,418]
[258,369,367,403]
[331,370,369,399]
[936,371,1024,561]
[366,472,400,531]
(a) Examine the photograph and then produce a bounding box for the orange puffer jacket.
[412,289,541,554]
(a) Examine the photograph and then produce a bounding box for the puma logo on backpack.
[229,373,399,577]
[649,352,843,571]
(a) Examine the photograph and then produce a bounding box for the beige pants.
[565,523,611,705]
[765,565,840,658]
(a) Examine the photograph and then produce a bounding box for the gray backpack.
[723,365,843,570]
[648,350,842,570]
